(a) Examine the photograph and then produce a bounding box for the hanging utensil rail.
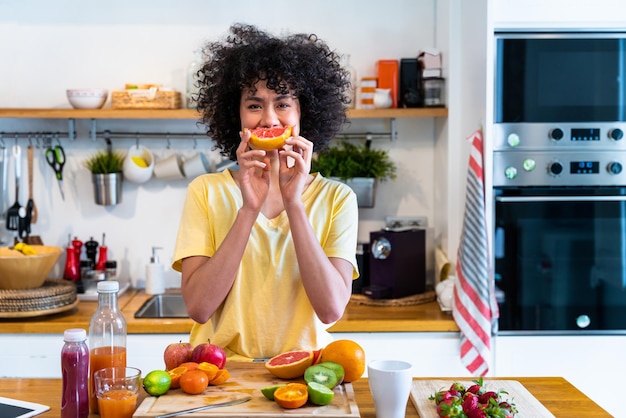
[0,116,397,144]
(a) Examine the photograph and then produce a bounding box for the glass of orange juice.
[94,367,142,418]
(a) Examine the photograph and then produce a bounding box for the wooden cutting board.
[410,379,555,418]
[133,362,360,417]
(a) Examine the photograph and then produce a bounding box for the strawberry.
[467,408,488,418]
[450,382,467,393]
[479,391,499,404]
[462,392,479,413]
[467,384,484,395]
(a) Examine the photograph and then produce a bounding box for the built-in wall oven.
[493,31,626,333]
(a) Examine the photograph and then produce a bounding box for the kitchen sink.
[134,293,188,318]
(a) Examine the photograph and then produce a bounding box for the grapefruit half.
[265,350,313,379]
[248,126,292,151]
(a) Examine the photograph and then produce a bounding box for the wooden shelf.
[0,107,447,120]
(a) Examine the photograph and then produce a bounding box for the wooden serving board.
[410,379,555,418]
[133,362,360,417]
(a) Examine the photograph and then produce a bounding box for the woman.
[172,23,359,361]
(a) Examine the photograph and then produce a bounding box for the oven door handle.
[496,195,626,202]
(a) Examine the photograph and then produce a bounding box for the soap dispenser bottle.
[145,246,165,295]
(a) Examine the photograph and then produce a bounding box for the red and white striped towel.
[453,129,499,376]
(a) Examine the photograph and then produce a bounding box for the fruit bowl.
[66,88,108,109]
[0,246,63,290]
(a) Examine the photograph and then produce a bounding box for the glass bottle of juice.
[61,328,89,418]
[88,280,127,414]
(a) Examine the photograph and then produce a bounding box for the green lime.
[307,381,334,406]
[260,384,285,401]
[143,370,171,396]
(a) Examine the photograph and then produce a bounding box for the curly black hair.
[195,23,352,160]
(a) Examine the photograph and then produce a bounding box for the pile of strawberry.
[429,378,518,418]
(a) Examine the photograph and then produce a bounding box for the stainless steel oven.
[493,30,626,334]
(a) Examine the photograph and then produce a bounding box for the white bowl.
[66,88,108,109]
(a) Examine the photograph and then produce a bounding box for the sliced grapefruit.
[248,126,292,151]
[265,350,313,379]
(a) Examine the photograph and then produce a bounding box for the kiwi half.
[304,364,339,389]
[317,361,345,385]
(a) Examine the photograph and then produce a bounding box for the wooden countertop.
[0,289,459,334]
[0,372,610,417]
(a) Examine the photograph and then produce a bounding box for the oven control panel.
[493,151,626,187]
[493,123,626,151]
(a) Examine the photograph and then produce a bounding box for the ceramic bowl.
[66,88,108,109]
[0,246,63,289]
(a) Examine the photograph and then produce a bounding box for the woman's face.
[239,80,300,132]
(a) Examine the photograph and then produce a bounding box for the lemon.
[307,381,334,406]
[143,370,171,396]
[131,155,148,168]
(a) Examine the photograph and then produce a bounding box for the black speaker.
[399,58,423,108]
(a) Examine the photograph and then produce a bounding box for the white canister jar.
[373,88,393,109]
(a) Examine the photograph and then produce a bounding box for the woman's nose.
[259,108,280,127]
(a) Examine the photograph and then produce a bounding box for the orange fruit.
[248,126,292,151]
[197,362,219,381]
[179,370,209,395]
[273,383,308,409]
[319,339,365,383]
[265,350,313,379]
[167,365,188,389]
[179,361,199,371]
[209,368,230,385]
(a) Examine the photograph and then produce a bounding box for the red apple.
[191,341,226,369]
[164,341,193,370]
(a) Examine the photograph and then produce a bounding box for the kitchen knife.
[154,395,252,418]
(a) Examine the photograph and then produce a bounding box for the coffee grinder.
[363,228,427,299]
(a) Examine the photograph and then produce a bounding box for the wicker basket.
[111,89,182,109]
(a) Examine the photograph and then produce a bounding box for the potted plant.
[312,141,397,207]
[84,149,125,206]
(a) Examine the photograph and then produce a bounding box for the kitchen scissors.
[45,143,66,200]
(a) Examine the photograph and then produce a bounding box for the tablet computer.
[0,397,50,418]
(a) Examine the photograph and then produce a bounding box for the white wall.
[0,0,449,287]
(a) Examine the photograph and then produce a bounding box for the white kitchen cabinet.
[0,332,466,379]
[494,335,624,416]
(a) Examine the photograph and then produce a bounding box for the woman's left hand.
[278,125,312,205]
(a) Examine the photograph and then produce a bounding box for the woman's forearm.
[181,207,258,323]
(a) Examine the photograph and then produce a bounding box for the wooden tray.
[410,379,555,417]
[134,362,360,417]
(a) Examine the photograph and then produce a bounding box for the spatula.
[5,145,21,231]
[27,145,37,224]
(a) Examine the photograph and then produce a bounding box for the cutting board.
[409,379,555,418]
[133,362,360,417]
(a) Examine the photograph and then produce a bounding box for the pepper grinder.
[84,237,99,267]
[72,236,83,274]
[63,234,80,283]
[95,233,107,272]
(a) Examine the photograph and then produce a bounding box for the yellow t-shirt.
[172,170,359,361]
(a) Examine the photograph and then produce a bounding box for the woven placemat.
[350,290,436,306]
[0,279,77,312]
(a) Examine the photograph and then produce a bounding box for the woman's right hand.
[236,129,270,212]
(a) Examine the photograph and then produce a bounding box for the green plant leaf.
[311,141,397,182]
[84,150,125,174]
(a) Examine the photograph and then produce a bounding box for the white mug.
[182,152,211,178]
[153,153,185,180]
[368,360,413,418]
[122,144,154,184]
